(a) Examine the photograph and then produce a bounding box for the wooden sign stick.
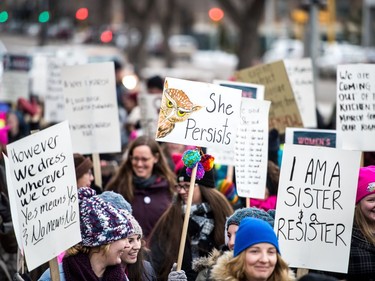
[296,268,309,278]
[177,165,197,271]
[92,153,102,189]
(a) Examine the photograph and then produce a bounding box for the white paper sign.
[0,54,31,102]
[235,99,270,198]
[5,121,81,271]
[285,127,337,148]
[155,77,242,149]
[274,144,361,273]
[284,58,317,128]
[44,57,66,123]
[62,62,121,154]
[138,93,162,137]
[336,64,375,151]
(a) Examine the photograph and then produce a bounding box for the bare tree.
[215,0,265,69]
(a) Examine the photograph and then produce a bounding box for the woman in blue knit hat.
[210,217,295,281]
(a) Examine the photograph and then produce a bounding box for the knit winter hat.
[177,166,215,188]
[99,191,133,214]
[234,217,280,257]
[74,153,93,180]
[78,187,132,247]
[356,165,375,204]
[127,213,143,237]
[226,207,275,230]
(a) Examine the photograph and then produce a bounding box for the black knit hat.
[177,166,215,188]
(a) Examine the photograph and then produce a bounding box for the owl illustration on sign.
[156,80,203,138]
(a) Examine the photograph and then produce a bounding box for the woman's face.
[359,193,375,224]
[77,170,94,188]
[176,182,202,204]
[227,224,239,251]
[105,238,130,266]
[131,145,158,179]
[244,243,277,281]
[121,234,142,265]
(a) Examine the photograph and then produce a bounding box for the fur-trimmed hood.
[210,251,296,281]
[192,248,222,272]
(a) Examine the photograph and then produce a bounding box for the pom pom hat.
[234,217,280,257]
[356,165,375,204]
[177,165,215,188]
[78,188,132,247]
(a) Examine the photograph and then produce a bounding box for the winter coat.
[192,248,222,281]
[210,251,296,281]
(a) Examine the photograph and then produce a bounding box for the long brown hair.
[148,185,233,281]
[354,204,375,245]
[105,136,176,201]
[126,239,155,281]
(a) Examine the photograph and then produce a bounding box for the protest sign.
[336,64,375,151]
[0,54,32,103]
[274,144,361,273]
[284,58,317,128]
[138,93,162,137]
[235,99,270,198]
[44,57,66,123]
[213,80,265,99]
[285,128,336,148]
[62,62,121,154]
[155,77,242,149]
[234,60,303,134]
[5,121,81,271]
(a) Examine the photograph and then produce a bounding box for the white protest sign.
[213,80,265,100]
[285,128,337,148]
[284,58,317,128]
[44,57,66,123]
[274,144,361,273]
[138,93,162,137]
[30,54,48,98]
[0,54,32,102]
[235,99,270,199]
[336,64,375,151]
[5,121,81,271]
[62,62,121,154]
[155,77,242,149]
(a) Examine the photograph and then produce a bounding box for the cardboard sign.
[5,121,81,271]
[285,128,337,148]
[234,60,303,134]
[155,77,242,149]
[336,64,375,151]
[138,93,162,137]
[284,58,317,128]
[0,54,32,102]
[62,62,121,154]
[213,80,265,100]
[235,98,270,198]
[274,144,361,273]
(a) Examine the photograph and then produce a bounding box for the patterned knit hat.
[177,166,215,188]
[234,217,279,257]
[127,213,143,237]
[74,153,93,180]
[226,207,275,230]
[356,165,375,204]
[78,187,132,247]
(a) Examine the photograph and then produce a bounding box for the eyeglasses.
[130,156,152,163]
[175,183,197,191]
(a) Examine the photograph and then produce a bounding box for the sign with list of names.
[235,98,270,198]
[155,77,242,149]
[274,144,361,273]
[336,64,375,151]
[5,121,81,271]
[62,62,121,154]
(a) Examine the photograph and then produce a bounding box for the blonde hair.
[354,205,375,245]
[226,250,291,281]
[65,243,111,257]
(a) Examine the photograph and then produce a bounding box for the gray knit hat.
[226,207,275,230]
[99,191,133,213]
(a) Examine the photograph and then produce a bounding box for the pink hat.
[356,165,375,204]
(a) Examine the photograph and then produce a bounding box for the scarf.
[63,252,126,281]
[133,174,158,188]
[182,202,215,259]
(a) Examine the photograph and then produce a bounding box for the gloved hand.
[168,263,187,281]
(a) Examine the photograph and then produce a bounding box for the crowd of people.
[0,68,374,281]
